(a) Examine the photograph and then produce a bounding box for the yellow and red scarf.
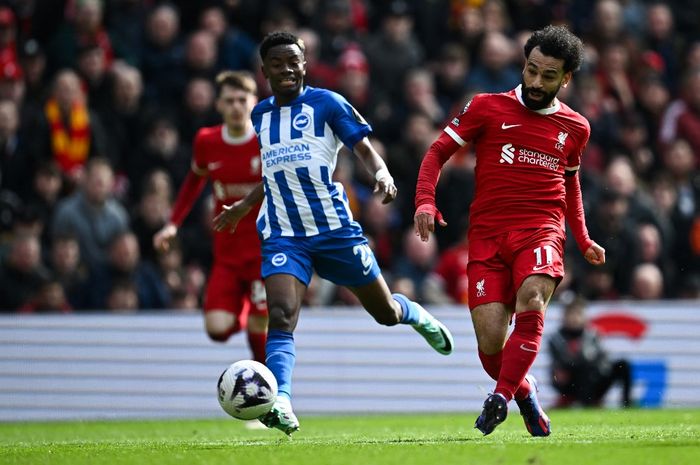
[44,98,90,173]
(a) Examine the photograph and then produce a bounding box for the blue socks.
[393,293,421,325]
[265,329,295,401]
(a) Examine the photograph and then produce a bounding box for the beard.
[520,76,561,110]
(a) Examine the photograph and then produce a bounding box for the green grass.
[1,409,698,465]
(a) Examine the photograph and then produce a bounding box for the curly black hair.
[259,31,305,61]
[523,25,585,73]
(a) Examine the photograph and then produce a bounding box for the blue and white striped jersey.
[252,86,371,239]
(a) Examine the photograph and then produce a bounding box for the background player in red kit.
[414,26,606,436]
[154,71,267,362]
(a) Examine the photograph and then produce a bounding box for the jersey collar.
[515,85,560,115]
[221,124,255,145]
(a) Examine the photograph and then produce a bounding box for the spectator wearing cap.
[19,39,48,113]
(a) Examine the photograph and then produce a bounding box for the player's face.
[261,44,306,103]
[216,85,256,132]
[521,46,571,110]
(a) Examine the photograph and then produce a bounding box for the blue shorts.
[260,225,381,287]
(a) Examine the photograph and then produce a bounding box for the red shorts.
[204,259,267,333]
[467,228,565,309]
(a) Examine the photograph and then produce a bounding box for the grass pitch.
[1,409,698,465]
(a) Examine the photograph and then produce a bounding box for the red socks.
[247,330,267,364]
[492,310,544,401]
[478,349,533,401]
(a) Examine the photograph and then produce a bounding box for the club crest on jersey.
[555,131,568,151]
[292,112,311,131]
[476,278,486,297]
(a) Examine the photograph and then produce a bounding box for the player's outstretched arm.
[352,137,397,204]
[213,182,264,233]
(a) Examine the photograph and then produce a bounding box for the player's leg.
[256,238,313,435]
[203,263,244,342]
[312,234,453,355]
[244,279,268,364]
[348,276,454,355]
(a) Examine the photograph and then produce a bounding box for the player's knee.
[267,304,297,331]
[207,329,233,343]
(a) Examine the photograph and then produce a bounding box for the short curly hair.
[524,25,585,73]
[259,31,305,61]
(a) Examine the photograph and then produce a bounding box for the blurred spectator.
[89,230,170,310]
[127,116,189,205]
[19,275,72,313]
[635,222,674,293]
[18,38,48,113]
[434,43,470,117]
[46,0,114,73]
[104,0,147,67]
[47,233,90,310]
[23,160,64,248]
[363,0,423,103]
[548,296,632,408]
[401,68,445,126]
[296,27,339,90]
[183,30,218,83]
[140,3,184,104]
[392,227,439,303]
[105,278,139,313]
[466,30,520,93]
[317,0,358,63]
[177,77,217,145]
[32,69,112,187]
[584,188,638,296]
[387,112,439,227]
[664,69,700,160]
[426,218,469,305]
[448,4,484,58]
[97,63,146,172]
[642,3,685,93]
[131,188,170,266]
[0,232,49,311]
[199,5,256,72]
[75,41,111,114]
[0,99,31,198]
[51,156,129,272]
[595,41,635,113]
[0,6,19,71]
[613,112,656,181]
[629,262,664,299]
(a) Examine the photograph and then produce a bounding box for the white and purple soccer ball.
[217,360,278,420]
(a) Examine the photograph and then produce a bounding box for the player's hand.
[213,200,250,233]
[413,204,447,242]
[373,175,397,204]
[584,242,606,265]
[153,223,178,252]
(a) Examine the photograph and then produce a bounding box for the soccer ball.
[217,360,278,420]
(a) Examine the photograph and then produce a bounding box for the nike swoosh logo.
[520,343,538,353]
[501,123,521,129]
[208,162,223,170]
[532,265,549,271]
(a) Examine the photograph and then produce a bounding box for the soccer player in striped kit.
[414,26,606,436]
[154,71,268,363]
[214,31,454,435]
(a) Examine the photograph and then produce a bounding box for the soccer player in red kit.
[154,71,267,362]
[414,26,606,436]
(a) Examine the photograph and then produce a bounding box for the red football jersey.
[445,85,590,239]
[193,125,262,266]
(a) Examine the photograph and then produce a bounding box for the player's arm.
[564,167,605,265]
[414,132,462,242]
[213,182,264,233]
[153,160,208,252]
[353,137,397,204]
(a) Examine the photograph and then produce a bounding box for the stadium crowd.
[0,0,698,312]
